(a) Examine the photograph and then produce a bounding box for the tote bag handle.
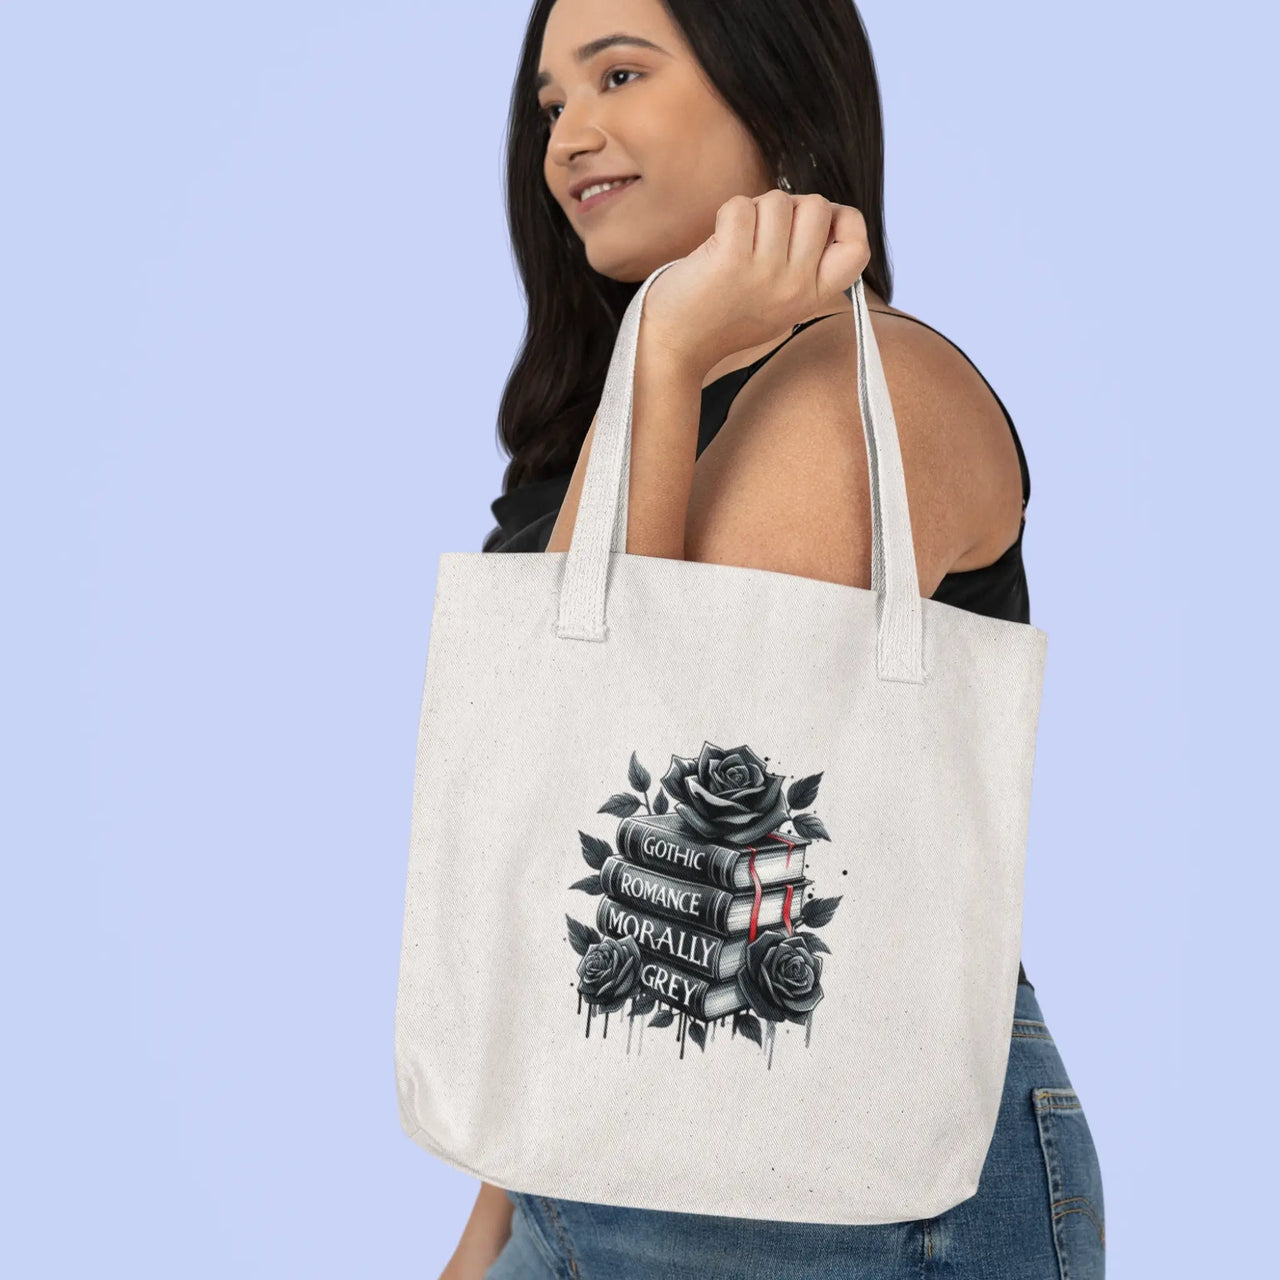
[555,265,925,684]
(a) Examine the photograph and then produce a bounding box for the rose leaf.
[800,895,842,928]
[598,792,642,819]
[649,1007,675,1029]
[578,830,613,870]
[627,751,652,793]
[733,1011,763,1046]
[565,914,601,956]
[687,1020,707,1051]
[791,811,830,841]
[786,772,823,810]
[652,789,669,814]
[568,874,604,895]
[798,929,831,954]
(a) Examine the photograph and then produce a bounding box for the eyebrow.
[535,34,671,90]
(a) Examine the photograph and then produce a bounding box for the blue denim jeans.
[484,982,1105,1279]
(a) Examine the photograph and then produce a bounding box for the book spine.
[616,816,734,889]
[596,896,731,981]
[634,953,719,1021]
[599,855,729,931]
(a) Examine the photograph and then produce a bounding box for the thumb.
[815,204,871,301]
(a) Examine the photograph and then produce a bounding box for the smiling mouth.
[575,177,641,212]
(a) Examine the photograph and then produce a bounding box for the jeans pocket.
[1032,1087,1106,1279]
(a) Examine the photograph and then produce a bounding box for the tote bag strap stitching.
[555,264,925,684]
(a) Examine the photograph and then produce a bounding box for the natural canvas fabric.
[393,268,1048,1226]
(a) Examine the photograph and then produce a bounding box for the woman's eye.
[540,69,642,126]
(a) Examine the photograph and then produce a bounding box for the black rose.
[736,929,824,1024]
[577,935,643,1014]
[661,741,789,845]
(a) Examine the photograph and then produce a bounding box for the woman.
[444,0,1106,1276]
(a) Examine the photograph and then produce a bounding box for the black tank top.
[699,310,1032,625]
[484,310,1035,990]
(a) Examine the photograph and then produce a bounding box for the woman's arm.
[683,311,1023,593]
[439,1181,515,1280]
[543,306,1017,591]
[544,321,705,559]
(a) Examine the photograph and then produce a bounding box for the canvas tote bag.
[394,264,1048,1226]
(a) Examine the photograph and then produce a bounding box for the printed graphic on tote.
[565,741,840,1067]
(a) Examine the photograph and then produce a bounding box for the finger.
[750,186,800,271]
[711,194,759,265]
[814,203,870,301]
[786,193,835,278]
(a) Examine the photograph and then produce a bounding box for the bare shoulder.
[683,307,1025,595]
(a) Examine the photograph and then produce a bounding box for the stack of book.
[595,810,812,1021]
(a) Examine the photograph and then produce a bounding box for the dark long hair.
[482,0,894,550]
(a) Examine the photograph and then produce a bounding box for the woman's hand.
[640,189,870,378]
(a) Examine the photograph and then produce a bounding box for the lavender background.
[6,1,1276,1275]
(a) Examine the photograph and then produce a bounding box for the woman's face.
[536,0,774,283]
